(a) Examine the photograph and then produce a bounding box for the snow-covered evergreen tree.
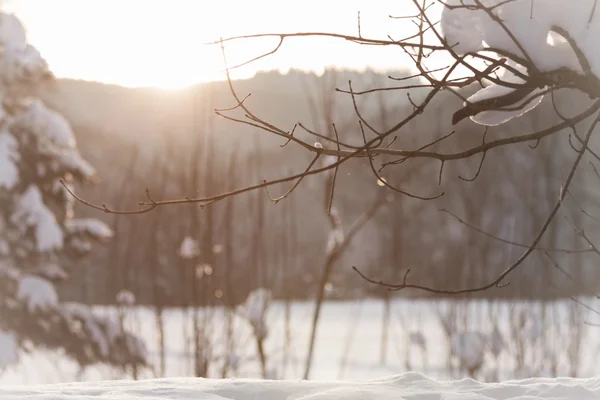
[0,13,146,372]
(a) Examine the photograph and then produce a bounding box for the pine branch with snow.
[0,12,146,372]
[238,288,272,340]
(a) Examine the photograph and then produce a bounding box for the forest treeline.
[39,69,600,306]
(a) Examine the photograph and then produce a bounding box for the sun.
[6,0,421,89]
[6,0,246,88]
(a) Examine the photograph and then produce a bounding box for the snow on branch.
[238,288,272,339]
[0,132,19,190]
[11,185,64,252]
[65,218,113,241]
[16,275,58,313]
[0,14,51,84]
[179,236,201,259]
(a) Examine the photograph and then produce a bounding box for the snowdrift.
[2,372,599,399]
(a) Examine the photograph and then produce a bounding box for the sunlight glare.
[6,0,420,89]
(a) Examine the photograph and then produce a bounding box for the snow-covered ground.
[1,298,598,385]
[2,372,599,399]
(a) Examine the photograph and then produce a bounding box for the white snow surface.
[489,326,505,357]
[16,275,58,313]
[451,331,487,371]
[3,299,600,388]
[0,329,18,367]
[2,373,599,399]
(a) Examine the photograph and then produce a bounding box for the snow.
[0,13,49,84]
[468,87,546,126]
[1,298,599,386]
[16,275,58,313]
[463,60,547,126]
[451,331,487,372]
[56,149,97,180]
[0,329,18,367]
[488,326,505,357]
[11,185,63,252]
[0,132,19,190]
[19,44,50,79]
[34,263,69,281]
[59,303,147,363]
[238,288,272,339]
[67,237,92,253]
[240,288,271,323]
[1,373,599,399]
[467,84,516,106]
[65,218,113,240]
[440,0,487,54]
[440,0,596,70]
[326,227,344,253]
[13,99,76,148]
[179,236,200,259]
[439,0,600,125]
[227,351,240,371]
[71,306,113,358]
[116,290,136,306]
[525,313,543,342]
[409,331,426,350]
[0,13,26,51]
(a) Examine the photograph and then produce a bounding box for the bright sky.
[4,0,423,89]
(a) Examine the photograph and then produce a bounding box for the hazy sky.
[5,0,423,88]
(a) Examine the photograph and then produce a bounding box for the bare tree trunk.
[282,189,295,376]
[303,197,386,379]
[380,291,391,365]
[220,147,239,378]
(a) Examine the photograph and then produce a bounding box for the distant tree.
[0,13,146,373]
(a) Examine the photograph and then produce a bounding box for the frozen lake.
[2,297,598,384]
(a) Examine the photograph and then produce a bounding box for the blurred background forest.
[41,68,599,306]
